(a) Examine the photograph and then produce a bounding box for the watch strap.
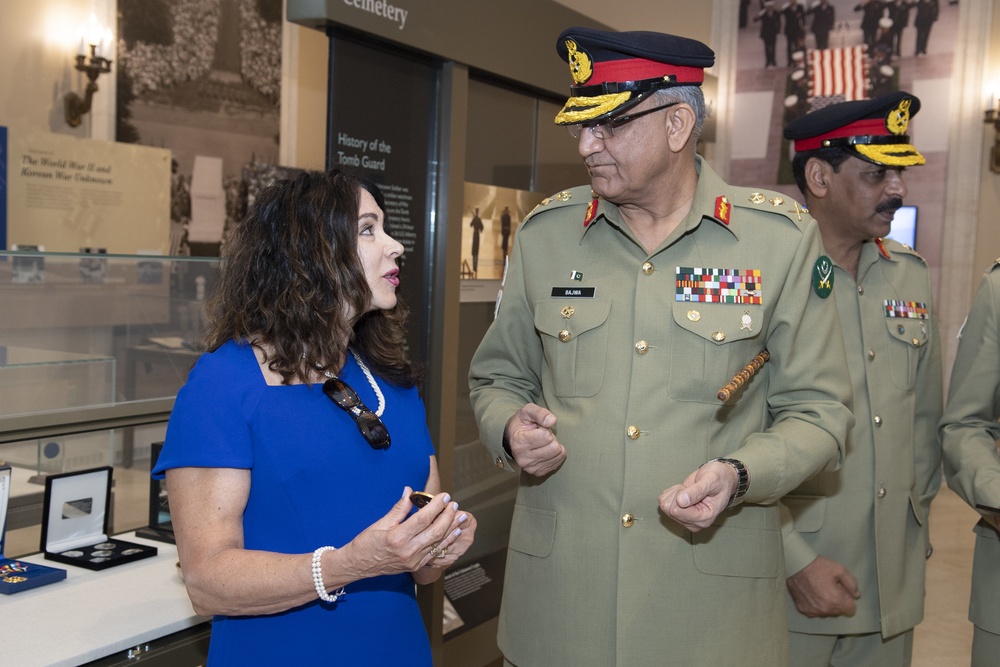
[708,457,749,508]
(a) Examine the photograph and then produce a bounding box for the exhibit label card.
[5,127,170,254]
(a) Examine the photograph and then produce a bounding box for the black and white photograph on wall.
[115,0,282,256]
[734,0,956,276]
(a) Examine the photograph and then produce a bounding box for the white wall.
[0,0,115,139]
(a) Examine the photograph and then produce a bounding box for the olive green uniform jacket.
[469,157,854,667]
[781,238,942,640]
[940,263,1000,637]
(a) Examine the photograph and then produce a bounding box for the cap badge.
[886,99,911,136]
[565,39,593,85]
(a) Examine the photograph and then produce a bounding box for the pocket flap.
[885,317,928,349]
[691,524,781,578]
[508,504,557,557]
[782,495,827,533]
[672,302,763,344]
[535,300,611,339]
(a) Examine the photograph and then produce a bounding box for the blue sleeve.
[152,342,260,479]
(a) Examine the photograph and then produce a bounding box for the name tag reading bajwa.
[551,287,596,298]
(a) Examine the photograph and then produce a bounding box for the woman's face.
[355,187,404,316]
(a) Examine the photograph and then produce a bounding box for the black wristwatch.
[708,458,750,508]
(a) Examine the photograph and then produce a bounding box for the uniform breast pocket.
[667,302,764,403]
[534,299,611,397]
[884,316,927,390]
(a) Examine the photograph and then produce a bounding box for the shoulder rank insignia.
[714,196,730,225]
[749,192,766,205]
[812,255,834,298]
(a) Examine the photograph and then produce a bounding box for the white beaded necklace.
[321,350,385,417]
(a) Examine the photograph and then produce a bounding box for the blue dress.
[153,340,435,666]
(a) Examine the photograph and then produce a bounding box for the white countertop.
[1,532,210,667]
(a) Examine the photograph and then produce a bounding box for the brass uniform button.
[494,457,505,469]
[858,286,864,295]
[635,340,649,354]
[868,349,875,360]
[874,415,882,426]
[912,338,921,347]
[712,331,726,342]
[626,425,640,440]
[558,330,572,342]
[642,262,654,275]
[622,513,635,528]
[877,486,887,498]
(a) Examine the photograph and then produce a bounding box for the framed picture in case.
[40,466,157,571]
[0,465,67,594]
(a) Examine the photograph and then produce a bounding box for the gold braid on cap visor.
[854,143,926,167]
[555,92,633,125]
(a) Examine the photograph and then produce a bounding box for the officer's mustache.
[876,198,903,215]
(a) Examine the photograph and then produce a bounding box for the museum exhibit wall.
[1,0,999,371]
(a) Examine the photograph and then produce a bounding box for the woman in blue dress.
[153,170,476,665]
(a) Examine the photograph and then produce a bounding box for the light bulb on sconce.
[64,14,114,128]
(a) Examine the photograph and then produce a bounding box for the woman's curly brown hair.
[202,169,420,388]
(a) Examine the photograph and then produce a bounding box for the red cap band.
[589,57,705,86]
[793,118,889,151]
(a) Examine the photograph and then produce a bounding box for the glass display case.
[0,250,217,557]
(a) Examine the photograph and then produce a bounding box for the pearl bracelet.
[311,546,346,603]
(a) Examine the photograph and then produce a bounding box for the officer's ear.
[803,157,831,199]
[666,104,696,153]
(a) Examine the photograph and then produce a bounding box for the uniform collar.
[579,155,738,243]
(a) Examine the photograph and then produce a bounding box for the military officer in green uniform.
[469,27,854,666]
[780,92,943,666]
[939,262,1000,667]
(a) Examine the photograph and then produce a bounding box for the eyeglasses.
[567,101,681,140]
[323,378,391,449]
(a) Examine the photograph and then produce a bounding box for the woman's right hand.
[341,486,467,578]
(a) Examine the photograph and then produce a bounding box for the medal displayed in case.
[40,466,157,571]
[0,465,67,593]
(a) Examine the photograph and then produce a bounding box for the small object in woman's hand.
[409,491,434,508]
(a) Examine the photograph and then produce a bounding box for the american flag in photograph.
[808,46,868,102]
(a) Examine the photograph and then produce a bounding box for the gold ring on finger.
[436,546,448,558]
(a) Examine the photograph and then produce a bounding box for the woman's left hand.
[421,509,477,569]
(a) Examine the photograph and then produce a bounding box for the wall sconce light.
[64,16,113,128]
[985,88,1000,174]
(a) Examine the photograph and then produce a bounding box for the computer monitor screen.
[886,205,917,248]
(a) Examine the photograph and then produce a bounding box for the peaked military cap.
[554,26,715,126]
[784,91,926,167]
